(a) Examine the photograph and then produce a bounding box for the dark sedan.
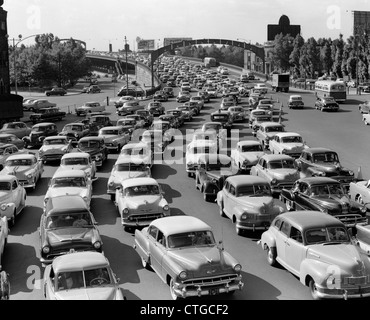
[314,96,339,112]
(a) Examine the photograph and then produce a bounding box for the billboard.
[137,39,155,51]
[163,37,192,47]
[353,11,370,35]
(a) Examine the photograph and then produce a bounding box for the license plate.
[209,288,219,295]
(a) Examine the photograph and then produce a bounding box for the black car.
[77,136,108,168]
[45,87,67,96]
[22,122,58,149]
[153,91,168,102]
[314,96,339,111]
[279,177,367,228]
[195,154,235,202]
[295,147,355,190]
[210,111,233,130]
[166,109,186,127]
[39,195,103,265]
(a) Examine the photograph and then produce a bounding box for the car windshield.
[291,97,302,101]
[189,146,213,154]
[64,125,82,131]
[116,163,146,171]
[62,158,88,166]
[78,141,100,148]
[204,124,221,131]
[118,120,135,126]
[6,159,33,166]
[265,126,283,132]
[32,127,47,132]
[46,212,92,229]
[167,231,215,248]
[312,152,339,163]
[206,160,231,170]
[281,136,303,143]
[101,130,119,135]
[305,227,349,245]
[0,182,11,190]
[268,159,295,169]
[241,145,263,152]
[237,184,271,197]
[310,184,345,197]
[51,177,87,187]
[44,139,67,145]
[56,267,112,291]
[121,147,146,155]
[124,184,159,196]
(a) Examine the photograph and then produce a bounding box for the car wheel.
[169,278,181,300]
[187,172,193,178]
[204,192,212,202]
[266,246,277,266]
[110,194,115,202]
[286,200,294,211]
[309,278,321,300]
[32,177,36,190]
[9,211,16,228]
[236,224,243,236]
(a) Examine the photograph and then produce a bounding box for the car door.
[11,179,22,212]
[147,226,163,275]
[284,226,304,276]
[224,183,238,219]
[275,220,290,265]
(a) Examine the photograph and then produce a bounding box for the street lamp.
[124,36,129,95]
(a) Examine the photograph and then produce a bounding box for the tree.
[289,34,305,77]
[270,33,294,72]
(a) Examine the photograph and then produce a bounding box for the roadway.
[5,68,370,301]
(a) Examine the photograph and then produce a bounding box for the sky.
[2,0,370,51]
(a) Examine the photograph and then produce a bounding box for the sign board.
[163,37,192,47]
[353,11,370,35]
[137,39,155,50]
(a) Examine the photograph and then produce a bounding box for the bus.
[204,57,217,68]
[314,80,347,103]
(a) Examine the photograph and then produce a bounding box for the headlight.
[271,178,278,185]
[318,172,326,177]
[349,170,354,176]
[109,181,114,187]
[93,241,102,249]
[44,197,49,204]
[39,150,44,156]
[234,264,242,272]
[27,174,32,179]
[74,133,79,138]
[42,246,50,254]
[83,196,88,203]
[163,205,169,211]
[0,204,8,211]
[179,271,187,280]
[123,208,129,214]
[241,214,248,220]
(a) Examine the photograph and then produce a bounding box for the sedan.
[0,122,32,139]
[314,97,339,112]
[0,133,25,150]
[98,126,131,153]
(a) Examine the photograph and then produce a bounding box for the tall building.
[0,0,9,94]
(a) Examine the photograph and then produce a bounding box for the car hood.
[307,243,370,275]
[0,191,12,202]
[99,135,118,142]
[78,148,103,155]
[125,195,162,209]
[54,287,117,300]
[206,170,234,179]
[59,165,90,172]
[2,166,32,175]
[309,195,357,210]
[111,171,148,183]
[311,162,349,173]
[167,246,233,273]
[268,169,299,181]
[239,152,265,164]
[279,143,305,151]
[234,196,275,211]
[46,227,94,244]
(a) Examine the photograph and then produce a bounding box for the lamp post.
[124,36,129,95]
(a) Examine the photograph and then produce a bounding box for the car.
[45,87,67,96]
[0,175,27,226]
[117,101,145,116]
[185,140,218,178]
[76,101,105,116]
[29,107,66,124]
[86,85,101,94]
[255,104,274,117]
[22,122,59,149]
[44,169,93,209]
[269,132,308,158]
[314,96,339,112]
[38,136,73,163]
[255,121,285,150]
[183,101,201,115]
[197,90,210,103]
[219,100,235,112]
[176,91,191,103]
[116,117,143,131]
[158,114,180,130]
[119,142,153,167]
[0,133,25,150]
[77,136,108,168]
[250,154,300,195]
[57,152,97,181]
[39,194,103,265]
[205,86,218,98]
[140,129,169,156]
[43,251,124,300]
[249,109,271,127]
[162,87,174,98]
[295,147,355,190]
[59,122,90,145]
[153,91,169,102]
[217,175,286,235]
[210,111,233,130]
[288,95,304,109]
[0,216,8,271]
[349,178,370,211]
[23,99,56,112]
[0,143,29,171]
[115,177,170,230]
[358,100,370,114]
[189,96,204,110]
[98,126,130,153]
[166,109,186,127]
[0,153,43,190]
[194,154,234,202]
[228,106,247,122]
[135,109,154,127]
[133,215,244,300]
[230,140,265,173]
[87,115,113,134]
[107,157,151,201]
[353,224,370,255]
[113,95,137,108]
[147,101,165,116]
[191,129,223,151]
[150,120,175,143]
[0,122,32,139]
[254,83,268,94]
[280,177,368,228]
[259,211,370,300]
[175,105,194,121]
[201,121,228,141]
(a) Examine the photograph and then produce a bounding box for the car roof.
[261,154,294,161]
[150,216,212,236]
[6,154,36,160]
[61,152,90,159]
[197,153,231,162]
[303,147,334,153]
[296,177,341,185]
[188,140,216,147]
[46,195,88,212]
[237,140,261,147]
[121,177,158,188]
[100,126,122,130]
[33,122,55,127]
[0,133,17,137]
[260,122,283,127]
[275,132,301,138]
[52,169,86,178]
[52,251,109,274]
[226,175,269,186]
[278,211,344,230]
[0,175,17,182]
[78,136,104,142]
[44,136,68,140]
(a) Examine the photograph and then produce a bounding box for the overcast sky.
[3,0,369,51]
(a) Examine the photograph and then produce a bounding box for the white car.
[119,142,152,168]
[98,126,131,153]
[185,140,217,177]
[268,132,308,158]
[0,175,27,226]
[254,83,268,94]
[44,169,93,209]
[56,152,97,181]
[115,177,170,230]
[76,101,106,116]
[38,136,73,163]
[230,140,265,173]
[107,157,151,201]
[190,129,222,150]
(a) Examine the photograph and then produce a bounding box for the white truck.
[271,73,290,92]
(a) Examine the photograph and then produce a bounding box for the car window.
[12,180,18,189]
[0,182,11,191]
[167,231,215,248]
[280,221,290,236]
[290,227,303,243]
[273,218,282,229]
[148,226,158,239]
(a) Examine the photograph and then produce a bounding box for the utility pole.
[124,36,129,95]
